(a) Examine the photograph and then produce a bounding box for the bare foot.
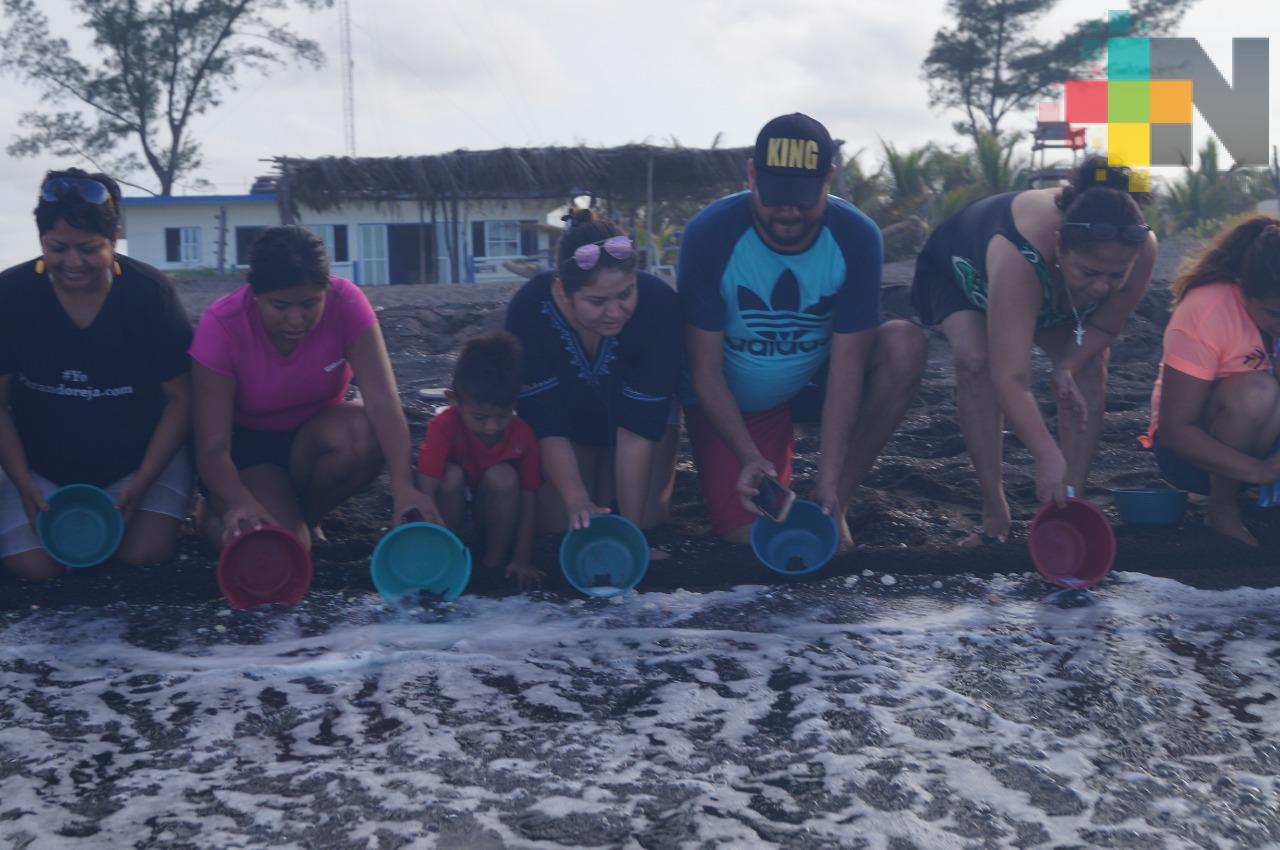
[310,523,328,545]
[194,495,224,549]
[1205,506,1258,546]
[959,503,1011,548]
[836,514,854,552]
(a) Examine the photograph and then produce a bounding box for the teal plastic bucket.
[370,522,472,603]
[559,515,649,598]
[37,484,124,568]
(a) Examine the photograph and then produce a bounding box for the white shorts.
[0,448,194,559]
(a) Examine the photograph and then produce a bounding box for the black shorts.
[910,242,982,327]
[230,425,299,471]
[1151,432,1212,496]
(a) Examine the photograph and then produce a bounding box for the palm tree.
[925,132,1027,225]
[837,148,887,221]
[973,130,1026,194]
[1161,137,1266,235]
[881,141,934,222]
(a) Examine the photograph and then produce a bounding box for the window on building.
[471,220,523,258]
[235,226,267,265]
[164,226,202,264]
[308,224,350,263]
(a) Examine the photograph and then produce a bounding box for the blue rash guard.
[677,191,883,412]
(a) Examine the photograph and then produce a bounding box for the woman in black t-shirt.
[505,210,682,532]
[0,169,194,581]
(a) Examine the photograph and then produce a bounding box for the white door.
[359,224,389,285]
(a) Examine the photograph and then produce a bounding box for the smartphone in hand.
[752,475,796,523]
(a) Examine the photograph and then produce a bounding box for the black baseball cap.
[752,113,835,209]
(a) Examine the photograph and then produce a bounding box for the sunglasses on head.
[1062,221,1151,244]
[565,235,633,271]
[39,176,112,206]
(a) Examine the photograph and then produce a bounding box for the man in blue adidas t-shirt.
[680,113,927,545]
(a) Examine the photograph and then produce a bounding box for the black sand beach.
[7,241,1280,850]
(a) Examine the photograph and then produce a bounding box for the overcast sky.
[0,0,1275,267]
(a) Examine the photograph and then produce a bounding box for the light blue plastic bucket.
[559,515,649,598]
[750,499,839,576]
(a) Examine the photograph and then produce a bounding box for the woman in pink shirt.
[1149,215,1280,545]
[192,225,432,550]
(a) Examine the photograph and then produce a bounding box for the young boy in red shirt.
[415,333,544,588]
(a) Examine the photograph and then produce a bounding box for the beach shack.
[121,145,757,286]
[120,177,560,285]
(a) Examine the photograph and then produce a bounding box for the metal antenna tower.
[339,0,355,156]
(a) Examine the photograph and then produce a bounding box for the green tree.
[923,0,1198,141]
[0,0,332,195]
[1161,137,1268,236]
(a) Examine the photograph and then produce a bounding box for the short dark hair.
[555,208,636,295]
[34,168,122,238]
[1056,154,1148,253]
[247,225,330,292]
[452,332,524,407]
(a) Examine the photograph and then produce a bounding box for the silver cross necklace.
[1055,262,1085,346]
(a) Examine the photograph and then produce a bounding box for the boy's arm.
[411,413,454,524]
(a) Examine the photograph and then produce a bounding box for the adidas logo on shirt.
[736,269,834,342]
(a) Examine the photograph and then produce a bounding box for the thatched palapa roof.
[273,145,756,214]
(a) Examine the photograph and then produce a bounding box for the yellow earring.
[34,259,45,274]
[112,259,122,276]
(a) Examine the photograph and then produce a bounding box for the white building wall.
[123,194,557,285]
[294,197,555,284]
[121,198,280,272]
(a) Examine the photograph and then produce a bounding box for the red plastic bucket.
[1028,497,1115,589]
[217,527,312,609]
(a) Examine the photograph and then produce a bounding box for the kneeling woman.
[505,211,681,531]
[192,225,431,549]
[911,156,1157,543]
[1147,216,1280,545]
[0,169,194,580]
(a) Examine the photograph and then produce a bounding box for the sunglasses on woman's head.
[39,176,112,206]
[566,235,633,270]
[1062,221,1151,244]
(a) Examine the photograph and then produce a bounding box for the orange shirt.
[1146,282,1273,441]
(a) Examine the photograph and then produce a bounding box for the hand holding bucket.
[217,526,312,609]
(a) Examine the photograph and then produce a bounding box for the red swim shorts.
[684,402,796,537]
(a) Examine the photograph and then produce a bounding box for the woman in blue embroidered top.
[910,155,1157,545]
[505,210,681,532]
